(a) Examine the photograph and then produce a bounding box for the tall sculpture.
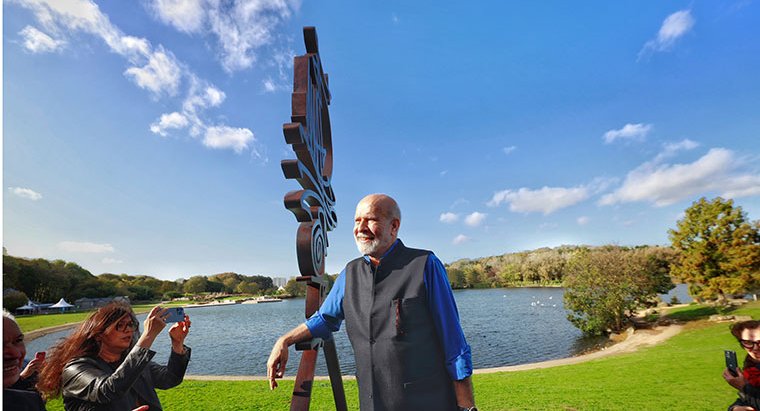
[281,27,347,411]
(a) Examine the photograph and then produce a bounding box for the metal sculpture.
[281,27,346,411]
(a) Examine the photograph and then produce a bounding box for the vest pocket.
[391,296,426,337]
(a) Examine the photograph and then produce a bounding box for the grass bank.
[16,302,183,334]
[40,302,756,410]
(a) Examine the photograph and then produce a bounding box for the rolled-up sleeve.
[424,254,473,380]
[305,269,346,340]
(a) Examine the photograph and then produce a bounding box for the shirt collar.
[362,238,400,264]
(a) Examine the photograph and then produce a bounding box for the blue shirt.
[305,239,473,380]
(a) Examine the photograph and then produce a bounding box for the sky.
[3,0,760,281]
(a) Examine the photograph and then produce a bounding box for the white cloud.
[58,241,114,253]
[262,78,278,93]
[16,0,256,154]
[639,10,695,60]
[203,126,254,153]
[102,257,123,264]
[503,146,516,155]
[150,0,205,33]
[488,186,591,215]
[19,25,65,52]
[150,112,189,136]
[452,234,470,245]
[464,212,487,227]
[146,0,300,73]
[8,187,43,201]
[599,148,760,207]
[577,216,590,225]
[440,212,459,223]
[603,123,652,144]
[123,48,182,97]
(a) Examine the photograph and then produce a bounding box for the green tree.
[235,281,260,295]
[183,276,208,294]
[284,278,306,297]
[3,290,28,311]
[563,247,674,336]
[669,197,760,301]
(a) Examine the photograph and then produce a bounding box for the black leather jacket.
[61,345,190,411]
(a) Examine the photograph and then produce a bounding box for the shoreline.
[184,323,683,380]
[25,313,684,379]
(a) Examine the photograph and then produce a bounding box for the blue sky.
[4,1,760,281]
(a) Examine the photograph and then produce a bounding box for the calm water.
[25,286,691,376]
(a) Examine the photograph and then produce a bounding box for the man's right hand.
[267,337,289,390]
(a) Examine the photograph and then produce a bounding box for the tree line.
[3,196,757,337]
[2,255,282,311]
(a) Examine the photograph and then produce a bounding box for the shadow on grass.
[664,304,726,321]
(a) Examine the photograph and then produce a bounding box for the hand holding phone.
[35,352,46,361]
[165,307,185,323]
[726,350,739,377]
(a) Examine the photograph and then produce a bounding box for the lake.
[25,285,691,376]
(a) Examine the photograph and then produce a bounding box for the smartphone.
[725,350,739,376]
[165,307,185,323]
[35,352,46,361]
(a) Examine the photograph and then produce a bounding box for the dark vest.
[344,240,457,411]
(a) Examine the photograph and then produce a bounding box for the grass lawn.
[38,301,759,410]
[16,301,184,333]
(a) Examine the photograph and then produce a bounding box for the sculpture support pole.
[281,27,346,411]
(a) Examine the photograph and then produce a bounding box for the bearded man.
[267,194,477,411]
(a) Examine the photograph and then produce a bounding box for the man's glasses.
[740,339,760,349]
[114,320,138,332]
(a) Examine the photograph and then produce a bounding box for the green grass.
[17,302,185,333]
[40,302,760,410]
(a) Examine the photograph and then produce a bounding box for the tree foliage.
[668,197,760,301]
[563,246,675,336]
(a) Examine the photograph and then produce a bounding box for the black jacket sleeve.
[61,346,154,404]
[149,345,191,390]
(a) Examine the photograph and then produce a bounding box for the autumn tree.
[563,246,674,335]
[669,197,760,301]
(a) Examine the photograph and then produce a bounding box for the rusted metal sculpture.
[281,27,346,411]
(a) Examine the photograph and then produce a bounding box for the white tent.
[50,298,74,312]
[15,300,39,314]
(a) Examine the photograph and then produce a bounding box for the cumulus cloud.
[8,187,43,201]
[440,212,459,223]
[150,112,189,136]
[639,10,695,60]
[464,212,487,227]
[146,0,299,73]
[150,0,205,33]
[58,241,114,253]
[577,216,590,225]
[603,123,652,144]
[452,234,470,245]
[599,148,760,207]
[102,257,123,264]
[488,186,591,215]
[503,146,517,155]
[123,47,182,97]
[19,25,65,52]
[203,126,254,153]
[14,0,256,154]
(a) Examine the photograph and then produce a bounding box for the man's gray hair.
[3,308,16,321]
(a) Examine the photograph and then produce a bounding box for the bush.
[3,290,29,311]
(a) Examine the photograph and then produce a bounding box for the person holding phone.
[4,309,47,411]
[724,320,760,411]
[36,302,191,411]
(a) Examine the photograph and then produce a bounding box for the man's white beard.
[355,235,383,256]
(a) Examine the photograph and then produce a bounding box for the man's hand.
[731,406,756,411]
[724,366,747,390]
[267,337,289,390]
